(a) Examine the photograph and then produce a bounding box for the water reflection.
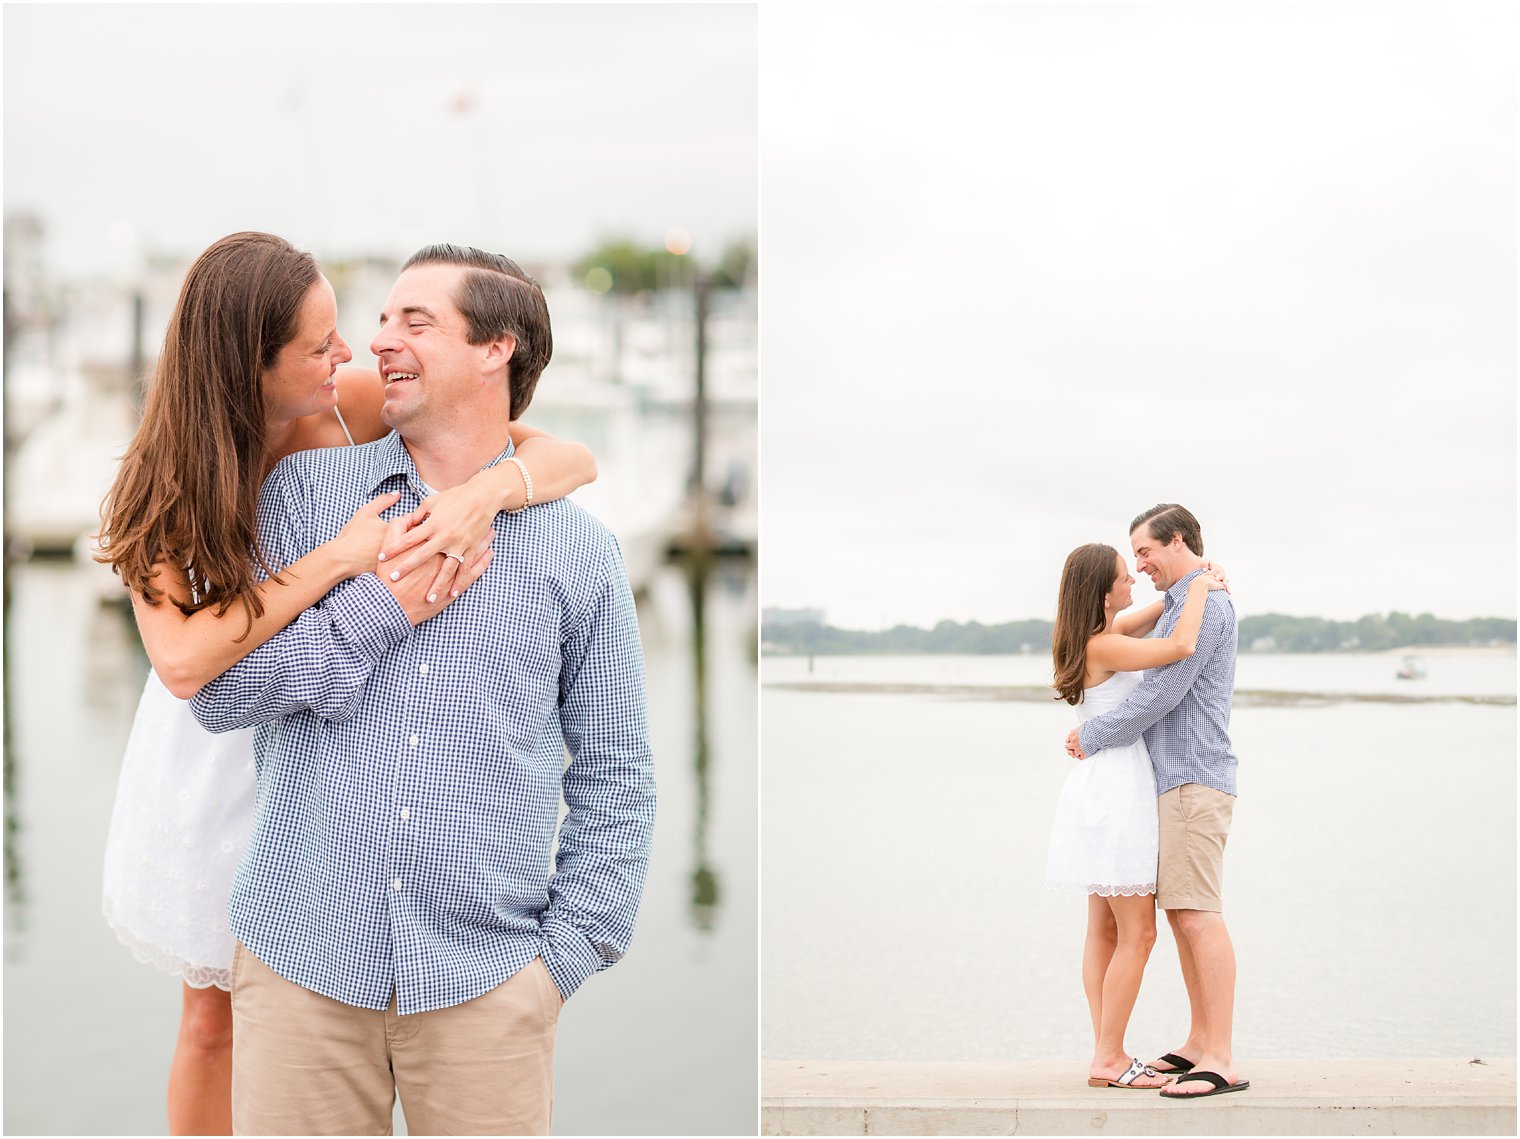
[3,573,146,924]
[3,552,758,1136]
[678,549,719,932]
[4,561,23,919]
[86,594,148,716]
[667,543,758,934]
[3,552,753,935]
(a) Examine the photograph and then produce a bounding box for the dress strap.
[333,402,356,446]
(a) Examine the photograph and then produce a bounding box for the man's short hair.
[402,243,553,419]
[1130,503,1204,556]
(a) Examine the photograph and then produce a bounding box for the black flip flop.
[1159,1070,1249,1099]
[1151,1053,1196,1074]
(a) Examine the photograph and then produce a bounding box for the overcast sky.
[4,4,756,278]
[760,2,1516,629]
[5,3,1514,630]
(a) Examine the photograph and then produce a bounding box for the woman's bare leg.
[1082,895,1118,1048]
[167,983,233,1136]
[1090,893,1166,1086]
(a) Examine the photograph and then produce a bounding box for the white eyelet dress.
[1045,670,1159,896]
[101,672,255,989]
[100,404,356,988]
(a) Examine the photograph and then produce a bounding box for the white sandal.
[1088,1057,1163,1088]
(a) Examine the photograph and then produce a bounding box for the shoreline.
[762,679,1516,707]
[761,644,1517,659]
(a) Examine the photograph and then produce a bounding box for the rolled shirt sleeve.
[1078,599,1230,756]
[538,536,657,1001]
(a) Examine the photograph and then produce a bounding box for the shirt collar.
[364,430,518,495]
[1163,566,1209,608]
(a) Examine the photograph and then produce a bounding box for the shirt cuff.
[1078,723,1096,755]
[538,916,604,1001]
[327,573,412,657]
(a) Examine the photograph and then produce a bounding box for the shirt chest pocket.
[468,599,562,748]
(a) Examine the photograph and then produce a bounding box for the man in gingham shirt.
[1065,504,1247,1099]
[193,245,655,1134]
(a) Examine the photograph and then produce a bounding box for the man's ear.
[482,333,517,374]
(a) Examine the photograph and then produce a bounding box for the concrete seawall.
[762,1059,1516,1135]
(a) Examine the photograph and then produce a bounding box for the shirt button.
[400,807,410,820]
[392,878,403,891]
[409,734,419,748]
[418,663,429,676]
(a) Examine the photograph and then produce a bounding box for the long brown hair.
[96,232,319,633]
[1052,543,1119,706]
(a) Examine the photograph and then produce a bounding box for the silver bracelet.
[506,456,533,512]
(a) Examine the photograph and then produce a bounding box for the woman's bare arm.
[1087,574,1224,673]
[461,421,598,514]
[376,421,598,587]
[1111,560,1228,640]
[332,369,600,504]
[132,492,399,699]
[1113,601,1164,639]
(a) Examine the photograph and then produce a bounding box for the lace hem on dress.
[1046,881,1157,897]
[102,901,232,991]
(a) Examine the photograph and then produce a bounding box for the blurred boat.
[1396,654,1427,680]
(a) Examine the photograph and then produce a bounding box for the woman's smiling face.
[260,276,351,421]
[1106,553,1135,613]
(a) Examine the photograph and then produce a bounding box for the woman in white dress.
[96,232,596,1134]
[1046,543,1225,1090]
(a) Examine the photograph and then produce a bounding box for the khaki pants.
[1157,783,1235,912]
[231,942,561,1136]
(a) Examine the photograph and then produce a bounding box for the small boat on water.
[1396,655,1427,680]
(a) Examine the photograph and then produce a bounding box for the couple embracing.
[99,234,655,1134]
[1046,504,1248,1100]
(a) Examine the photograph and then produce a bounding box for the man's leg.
[1154,784,1237,1080]
[1163,908,1208,1064]
[1168,908,1238,1090]
[391,957,562,1136]
[230,942,396,1135]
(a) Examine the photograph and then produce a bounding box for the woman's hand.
[326,492,402,578]
[1196,559,1229,592]
[377,513,495,624]
[377,480,498,602]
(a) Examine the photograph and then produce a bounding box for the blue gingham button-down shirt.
[190,432,655,1015]
[1077,568,1240,797]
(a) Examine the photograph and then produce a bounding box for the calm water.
[766,649,1517,699]
[4,558,757,1136]
[761,652,1516,1063]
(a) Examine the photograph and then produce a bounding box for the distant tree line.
[1237,612,1516,653]
[572,237,755,294]
[760,612,1516,656]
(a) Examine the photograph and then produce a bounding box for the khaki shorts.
[1157,783,1235,912]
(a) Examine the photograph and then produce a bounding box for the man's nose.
[371,326,399,357]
